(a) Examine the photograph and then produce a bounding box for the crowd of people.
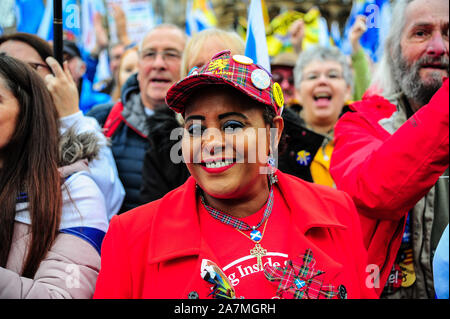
[0,0,448,299]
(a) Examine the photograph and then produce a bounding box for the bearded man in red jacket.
[330,0,449,298]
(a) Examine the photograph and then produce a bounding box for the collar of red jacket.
[147,170,347,264]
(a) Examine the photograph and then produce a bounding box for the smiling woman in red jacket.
[94,50,377,299]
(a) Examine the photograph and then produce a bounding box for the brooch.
[264,248,339,299]
[201,259,237,299]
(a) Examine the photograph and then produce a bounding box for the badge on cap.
[251,69,271,90]
[232,55,253,65]
[272,82,284,108]
[188,66,199,76]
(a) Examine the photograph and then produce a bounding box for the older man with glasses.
[88,24,187,214]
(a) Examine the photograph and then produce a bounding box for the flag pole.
[53,0,63,65]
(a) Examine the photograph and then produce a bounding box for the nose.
[152,52,167,69]
[202,128,224,156]
[316,73,331,85]
[426,32,448,57]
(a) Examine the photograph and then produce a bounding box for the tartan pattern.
[166,50,279,115]
[200,185,274,232]
[264,249,339,299]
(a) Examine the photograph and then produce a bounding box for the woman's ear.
[271,115,284,149]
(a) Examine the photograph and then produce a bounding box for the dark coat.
[140,107,190,204]
[277,107,326,182]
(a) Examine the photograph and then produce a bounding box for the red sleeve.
[343,192,379,298]
[94,216,132,299]
[330,78,449,221]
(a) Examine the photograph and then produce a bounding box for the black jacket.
[277,107,327,182]
[140,108,190,203]
[88,74,150,214]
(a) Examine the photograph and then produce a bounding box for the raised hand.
[44,56,80,118]
[349,15,367,53]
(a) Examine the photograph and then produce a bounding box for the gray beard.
[392,51,448,108]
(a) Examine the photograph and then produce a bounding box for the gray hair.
[293,46,354,92]
[370,0,414,100]
[138,24,187,53]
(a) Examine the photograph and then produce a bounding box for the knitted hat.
[166,50,284,116]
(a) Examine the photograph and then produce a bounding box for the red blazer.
[330,79,449,295]
[94,171,377,299]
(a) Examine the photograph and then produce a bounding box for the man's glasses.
[141,49,182,62]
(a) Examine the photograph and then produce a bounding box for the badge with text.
[272,82,284,108]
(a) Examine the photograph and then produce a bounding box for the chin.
[200,183,238,199]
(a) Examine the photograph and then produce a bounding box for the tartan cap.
[166,50,284,116]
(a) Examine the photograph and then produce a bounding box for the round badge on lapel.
[338,285,347,299]
[251,69,271,90]
[296,150,312,166]
[188,291,199,299]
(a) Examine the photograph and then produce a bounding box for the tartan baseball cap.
[166,50,284,116]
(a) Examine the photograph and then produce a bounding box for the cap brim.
[166,73,273,114]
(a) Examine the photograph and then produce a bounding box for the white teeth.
[205,160,233,168]
[315,93,330,99]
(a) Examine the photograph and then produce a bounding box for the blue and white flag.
[185,0,217,36]
[340,0,391,62]
[330,20,341,48]
[15,0,45,34]
[318,16,331,48]
[36,0,80,41]
[37,0,53,40]
[245,0,270,73]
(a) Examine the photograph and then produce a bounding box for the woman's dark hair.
[0,54,62,277]
[0,32,53,63]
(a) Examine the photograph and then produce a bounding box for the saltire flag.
[37,0,81,41]
[37,0,53,40]
[340,0,391,62]
[15,0,45,34]
[330,20,341,48]
[81,0,111,84]
[318,16,331,48]
[185,0,217,36]
[81,0,97,52]
[245,0,270,73]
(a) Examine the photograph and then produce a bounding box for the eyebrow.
[141,48,181,53]
[184,112,248,123]
[218,112,248,120]
[306,68,341,74]
[184,115,205,123]
[409,21,449,30]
